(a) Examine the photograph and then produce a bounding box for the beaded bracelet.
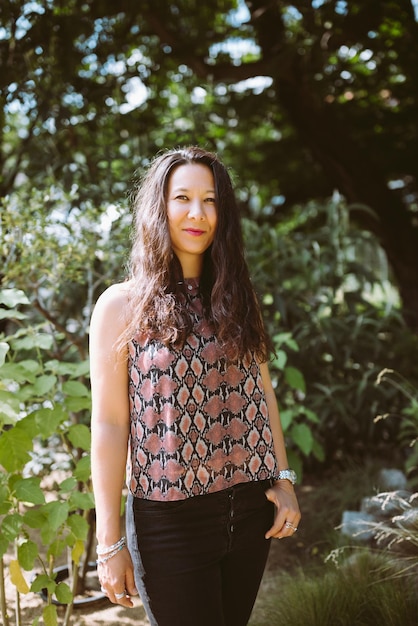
[96,543,125,566]
[96,536,126,556]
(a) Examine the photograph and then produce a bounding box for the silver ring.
[285,521,298,531]
[115,591,126,600]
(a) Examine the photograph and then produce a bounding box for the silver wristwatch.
[273,468,297,485]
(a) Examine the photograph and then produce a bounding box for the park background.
[1,1,418,625]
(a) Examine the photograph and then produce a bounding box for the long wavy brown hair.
[123,146,270,362]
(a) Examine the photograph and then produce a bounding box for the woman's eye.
[175,195,188,201]
[205,197,216,203]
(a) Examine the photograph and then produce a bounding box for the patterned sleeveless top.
[127,278,278,501]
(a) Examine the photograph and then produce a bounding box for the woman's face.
[166,163,217,277]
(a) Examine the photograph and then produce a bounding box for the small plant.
[0,288,94,626]
[375,368,418,488]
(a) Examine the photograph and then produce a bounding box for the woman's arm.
[90,283,137,606]
[259,361,301,539]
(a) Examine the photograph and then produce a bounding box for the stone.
[340,511,376,542]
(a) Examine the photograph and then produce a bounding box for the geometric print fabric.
[127,280,278,501]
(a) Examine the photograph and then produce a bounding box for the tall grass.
[251,550,418,626]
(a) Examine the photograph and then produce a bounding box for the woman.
[90,146,300,626]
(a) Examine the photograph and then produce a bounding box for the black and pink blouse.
[127,279,278,501]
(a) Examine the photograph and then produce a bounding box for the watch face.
[288,469,297,483]
[279,469,297,484]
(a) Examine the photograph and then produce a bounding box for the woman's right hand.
[97,548,138,607]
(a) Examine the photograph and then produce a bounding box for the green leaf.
[0,485,11,514]
[14,477,45,505]
[284,366,306,393]
[43,501,70,531]
[0,427,33,472]
[12,333,53,351]
[55,581,73,604]
[62,380,90,397]
[18,540,39,571]
[67,423,91,450]
[31,573,55,594]
[59,477,78,492]
[271,350,287,370]
[69,490,94,512]
[0,288,30,307]
[73,454,91,481]
[33,374,57,396]
[47,538,67,558]
[279,409,293,431]
[34,406,67,438]
[291,423,314,456]
[67,513,89,540]
[0,309,27,321]
[23,507,48,529]
[1,513,23,541]
[312,438,325,462]
[64,396,91,411]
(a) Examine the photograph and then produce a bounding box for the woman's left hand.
[264,480,301,539]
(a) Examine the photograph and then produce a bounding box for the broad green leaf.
[31,573,55,594]
[284,366,306,393]
[0,427,32,472]
[279,409,293,431]
[14,477,45,505]
[67,423,91,450]
[43,603,58,626]
[55,581,73,604]
[0,309,27,321]
[0,361,38,384]
[271,350,287,370]
[1,513,23,541]
[11,333,53,351]
[34,406,67,438]
[62,380,89,397]
[64,396,91,411]
[312,438,325,462]
[0,485,11,515]
[291,423,314,456]
[67,513,89,540]
[0,288,30,307]
[59,477,78,492]
[18,540,39,570]
[33,374,57,396]
[69,490,94,512]
[47,538,67,558]
[23,507,48,529]
[43,501,70,531]
[73,455,91,482]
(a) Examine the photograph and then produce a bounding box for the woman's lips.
[184,228,205,236]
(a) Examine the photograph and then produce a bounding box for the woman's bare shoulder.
[91,281,131,326]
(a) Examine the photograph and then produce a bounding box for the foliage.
[0,288,94,626]
[375,368,418,487]
[245,195,418,465]
[251,550,418,626]
[1,0,418,327]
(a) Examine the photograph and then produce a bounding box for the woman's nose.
[188,199,205,219]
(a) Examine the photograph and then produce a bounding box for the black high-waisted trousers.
[126,480,274,626]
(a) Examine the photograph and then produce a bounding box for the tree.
[1,0,418,328]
